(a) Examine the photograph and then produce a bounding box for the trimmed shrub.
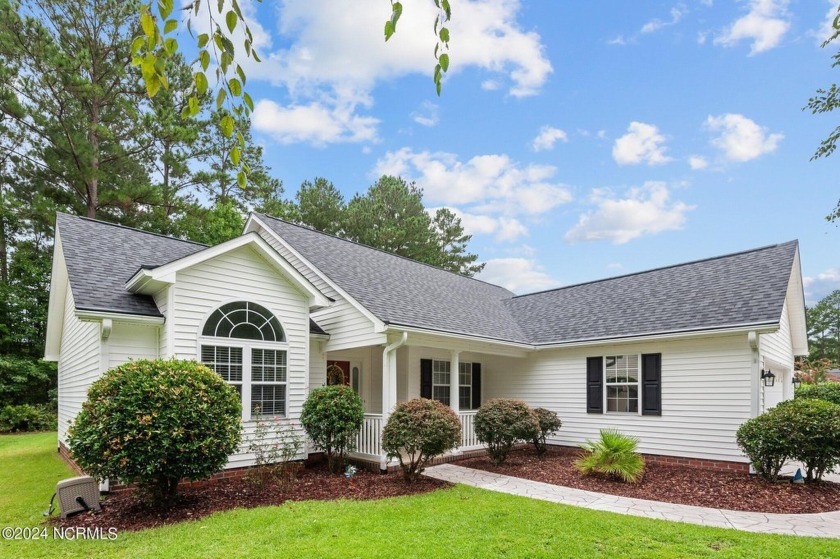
[576,429,645,483]
[382,398,461,482]
[474,398,539,465]
[778,398,840,481]
[67,359,241,506]
[531,407,562,455]
[796,382,840,407]
[0,403,57,433]
[736,405,795,482]
[300,385,364,473]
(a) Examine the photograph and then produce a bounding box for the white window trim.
[431,359,478,411]
[603,354,641,416]
[198,337,290,422]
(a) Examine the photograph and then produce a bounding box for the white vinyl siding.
[759,297,795,409]
[106,323,159,370]
[56,286,100,445]
[482,334,754,464]
[170,245,310,468]
[255,226,387,351]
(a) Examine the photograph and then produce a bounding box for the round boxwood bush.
[796,382,840,406]
[382,398,462,482]
[67,359,241,506]
[474,398,539,465]
[777,398,840,481]
[300,385,364,473]
[736,404,795,482]
[531,407,562,455]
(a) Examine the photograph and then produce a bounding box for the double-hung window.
[605,355,639,413]
[432,360,451,406]
[430,360,478,410]
[199,301,288,420]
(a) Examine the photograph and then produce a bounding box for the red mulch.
[458,448,840,514]
[52,462,448,532]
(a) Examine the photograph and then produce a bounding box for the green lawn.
[1,433,837,558]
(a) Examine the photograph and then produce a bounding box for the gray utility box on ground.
[56,476,101,518]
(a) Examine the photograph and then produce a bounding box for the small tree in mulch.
[530,408,562,455]
[382,398,462,482]
[244,414,302,491]
[474,398,539,465]
[68,359,241,507]
[736,404,796,482]
[300,385,364,473]
[576,429,645,483]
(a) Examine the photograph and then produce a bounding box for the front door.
[327,360,350,386]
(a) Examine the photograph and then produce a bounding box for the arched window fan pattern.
[202,301,285,342]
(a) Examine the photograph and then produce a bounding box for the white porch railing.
[354,414,383,457]
[352,410,483,460]
[459,410,481,450]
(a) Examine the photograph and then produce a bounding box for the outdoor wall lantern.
[792,375,801,390]
[760,369,775,387]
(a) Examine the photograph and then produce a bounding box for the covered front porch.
[324,331,530,469]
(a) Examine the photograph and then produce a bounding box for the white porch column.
[450,350,460,416]
[380,333,407,470]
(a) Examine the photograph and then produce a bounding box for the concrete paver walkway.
[424,463,840,539]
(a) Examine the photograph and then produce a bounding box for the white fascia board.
[44,230,68,361]
[786,246,809,356]
[247,215,387,332]
[75,309,165,326]
[384,325,532,357]
[125,232,330,309]
[532,323,780,350]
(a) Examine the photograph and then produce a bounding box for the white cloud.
[565,182,694,244]
[803,268,840,305]
[612,122,672,166]
[641,5,686,34]
[252,99,379,146]
[260,0,551,96]
[714,0,790,55]
[531,126,568,151]
[412,101,439,127]
[607,35,629,46]
[373,148,573,214]
[477,257,559,293]
[430,207,529,242]
[705,113,783,162]
[481,80,501,91]
[688,155,709,170]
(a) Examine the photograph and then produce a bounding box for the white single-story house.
[45,212,808,472]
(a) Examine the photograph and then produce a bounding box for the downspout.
[748,331,760,418]
[381,332,408,470]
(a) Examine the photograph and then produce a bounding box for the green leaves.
[384,1,402,41]
[226,10,237,33]
[384,0,451,96]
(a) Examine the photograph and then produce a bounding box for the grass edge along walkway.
[1,432,838,559]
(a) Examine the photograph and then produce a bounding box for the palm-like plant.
[575,429,645,483]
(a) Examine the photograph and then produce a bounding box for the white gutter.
[748,331,761,418]
[75,309,165,326]
[381,332,408,470]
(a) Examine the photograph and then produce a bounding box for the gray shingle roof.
[58,213,207,317]
[505,241,798,345]
[257,214,797,345]
[256,214,530,343]
[57,214,328,336]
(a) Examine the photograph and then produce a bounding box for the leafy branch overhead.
[135,0,262,190]
[806,4,840,222]
[385,0,451,95]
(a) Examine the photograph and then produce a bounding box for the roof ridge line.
[511,240,799,299]
[57,212,209,248]
[253,212,514,296]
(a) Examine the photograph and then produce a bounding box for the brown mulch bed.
[52,462,448,532]
[458,448,840,514]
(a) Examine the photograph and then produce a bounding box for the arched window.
[202,301,285,342]
[200,301,287,419]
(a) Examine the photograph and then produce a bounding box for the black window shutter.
[471,363,482,409]
[586,357,603,414]
[641,353,662,416]
[420,359,432,399]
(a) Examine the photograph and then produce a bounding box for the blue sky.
[194,1,840,304]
